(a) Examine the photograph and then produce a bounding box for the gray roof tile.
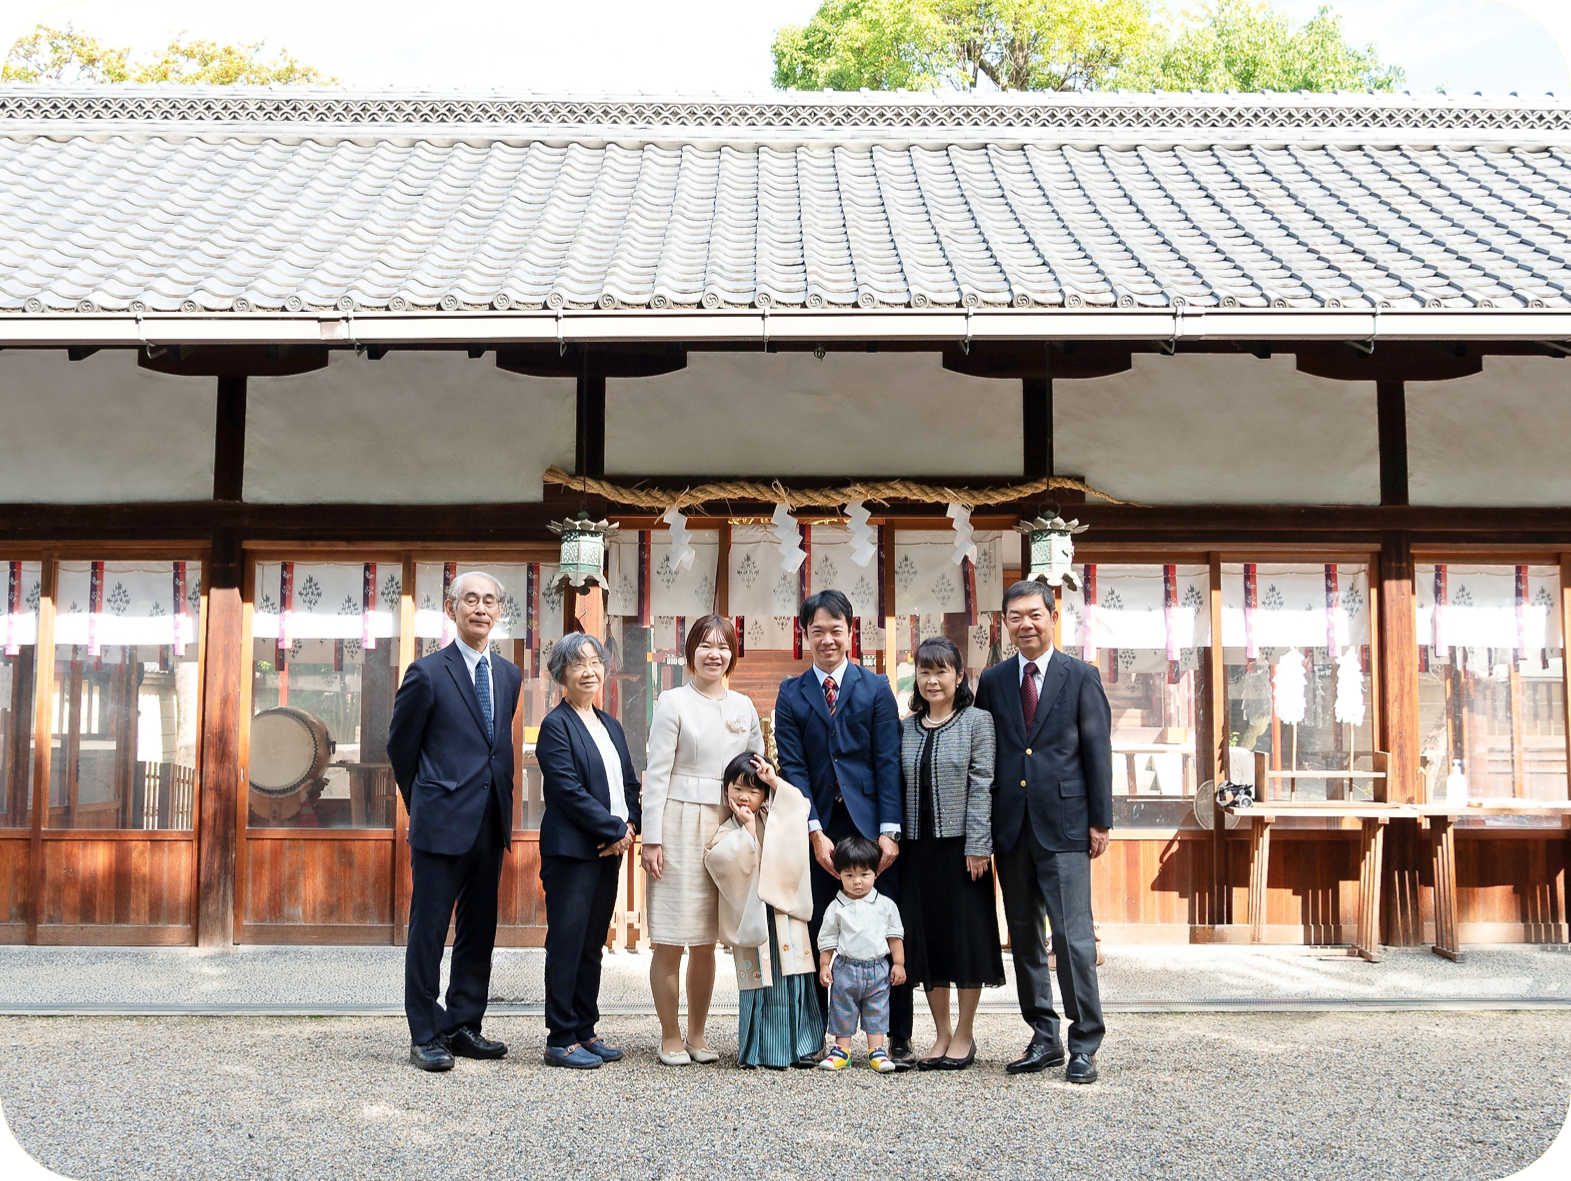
[6,87,1571,313]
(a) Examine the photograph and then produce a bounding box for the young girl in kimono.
[704,752,821,1069]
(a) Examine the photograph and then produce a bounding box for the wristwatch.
[883,831,901,843]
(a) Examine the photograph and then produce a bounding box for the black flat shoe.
[916,1053,948,1071]
[1006,1038,1065,1075]
[410,1038,455,1072]
[1066,1052,1098,1084]
[938,1042,977,1071]
[447,1026,507,1060]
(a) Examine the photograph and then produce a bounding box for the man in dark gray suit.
[974,579,1112,1084]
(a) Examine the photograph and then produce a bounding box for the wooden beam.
[393,553,416,946]
[1561,555,1571,805]
[213,375,247,502]
[575,353,606,478]
[715,522,731,617]
[26,557,56,943]
[1207,553,1229,926]
[196,531,243,946]
[1376,378,1409,508]
[1377,533,1419,805]
[1022,346,1051,480]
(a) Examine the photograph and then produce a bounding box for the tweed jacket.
[899,705,996,858]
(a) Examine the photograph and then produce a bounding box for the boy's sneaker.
[868,1047,899,1073]
[817,1046,853,1071]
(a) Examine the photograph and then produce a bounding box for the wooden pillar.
[575,353,606,479]
[393,554,416,946]
[196,531,243,947]
[26,558,56,944]
[715,522,731,617]
[1023,345,1051,480]
[213,376,247,501]
[1207,554,1229,926]
[1376,378,1408,507]
[1378,534,1418,804]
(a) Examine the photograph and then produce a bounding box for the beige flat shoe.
[658,1046,692,1066]
[684,1042,720,1064]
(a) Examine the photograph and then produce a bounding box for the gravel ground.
[3,1012,1567,1181]
[3,943,1568,1013]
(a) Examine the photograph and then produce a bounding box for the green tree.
[1132,1,1404,92]
[4,24,335,85]
[770,0,1403,93]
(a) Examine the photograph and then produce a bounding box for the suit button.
[1025,748,1032,755]
[1020,779,1027,787]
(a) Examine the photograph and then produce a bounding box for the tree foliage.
[1145,1,1404,92]
[771,0,1404,93]
[3,24,335,85]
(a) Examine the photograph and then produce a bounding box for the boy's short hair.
[722,751,766,791]
[832,835,882,874]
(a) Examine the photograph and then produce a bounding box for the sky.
[2,0,1567,97]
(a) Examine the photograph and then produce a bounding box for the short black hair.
[722,751,766,791]
[832,835,881,874]
[1002,579,1056,614]
[908,636,977,716]
[800,588,854,632]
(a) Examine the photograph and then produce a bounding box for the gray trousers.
[995,824,1105,1057]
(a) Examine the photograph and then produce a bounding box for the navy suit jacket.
[974,650,1113,855]
[534,700,643,861]
[774,661,901,839]
[388,641,521,856]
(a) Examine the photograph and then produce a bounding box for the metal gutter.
[1,308,1569,347]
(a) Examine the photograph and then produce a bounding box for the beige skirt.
[646,798,725,946]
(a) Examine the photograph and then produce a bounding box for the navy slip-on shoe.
[580,1038,623,1062]
[543,1043,602,1070]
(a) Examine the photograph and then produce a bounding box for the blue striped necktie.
[475,654,493,741]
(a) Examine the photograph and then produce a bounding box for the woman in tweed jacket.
[898,636,1005,1071]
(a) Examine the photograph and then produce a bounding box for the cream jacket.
[704,775,816,990]
[641,682,763,846]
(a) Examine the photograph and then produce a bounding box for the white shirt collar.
[812,657,850,687]
[453,637,490,673]
[1017,647,1053,680]
[836,887,880,906]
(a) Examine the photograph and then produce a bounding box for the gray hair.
[446,570,505,605]
[547,631,612,684]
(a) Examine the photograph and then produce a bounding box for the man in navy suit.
[774,589,913,1067]
[388,570,522,1071]
[974,579,1113,1084]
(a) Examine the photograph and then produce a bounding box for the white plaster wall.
[1408,356,1571,506]
[245,352,576,503]
[1055,353,1380,504]
[606,351,1022,476]
[0,349,214,502]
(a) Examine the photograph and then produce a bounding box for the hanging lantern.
[1016,509,1088,592]
[549,512,619,592]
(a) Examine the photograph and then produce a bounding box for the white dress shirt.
[818,887,904,961]
[453,637,494,716]
[1017,646,1054,697]
[581,710,630,824]
[806,659,900,838]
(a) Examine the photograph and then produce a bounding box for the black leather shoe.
[1006,1038,1066,1075]
[1066,1052,1098,1084]
[447,1026,507,1060]
[938,1041,977,1071]
[410,1039,455,1072]
[792,1043,828,1068]
[887,1038,917,1071]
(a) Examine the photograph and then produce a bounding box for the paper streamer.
[847,501,877,568]
[1273,647,1307,725]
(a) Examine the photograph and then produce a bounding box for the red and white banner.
[173,561,188,658]
[4,561,19,657]
[278,561,295,653]
[361,562,378,651]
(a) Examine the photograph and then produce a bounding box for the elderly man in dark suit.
[774,589,913,1068]
[388,570,522,1071]
[974,579,1113,1084]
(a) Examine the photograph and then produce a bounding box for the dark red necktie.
[823,674,838,716]
[1021,661,1039,732]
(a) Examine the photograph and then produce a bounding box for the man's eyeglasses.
[459,594,502,609]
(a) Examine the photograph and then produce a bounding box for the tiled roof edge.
[3,86,1570,136]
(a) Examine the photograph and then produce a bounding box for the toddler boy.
[816,835,905,1072]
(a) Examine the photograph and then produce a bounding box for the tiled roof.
[5,87,1571,314]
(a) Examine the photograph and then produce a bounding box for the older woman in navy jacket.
[535,631,642,1069]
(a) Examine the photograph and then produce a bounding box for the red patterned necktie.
[823,674,838,716]
[1021,661,1039,732]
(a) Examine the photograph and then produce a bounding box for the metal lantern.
[1016,511,1088,592]
[549,512,619,591]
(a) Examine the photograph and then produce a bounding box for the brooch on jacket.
[724,714,749,735]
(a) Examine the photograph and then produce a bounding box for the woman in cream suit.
[641,615,763,1065]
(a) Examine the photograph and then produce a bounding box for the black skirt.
[899,835,1005,990]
